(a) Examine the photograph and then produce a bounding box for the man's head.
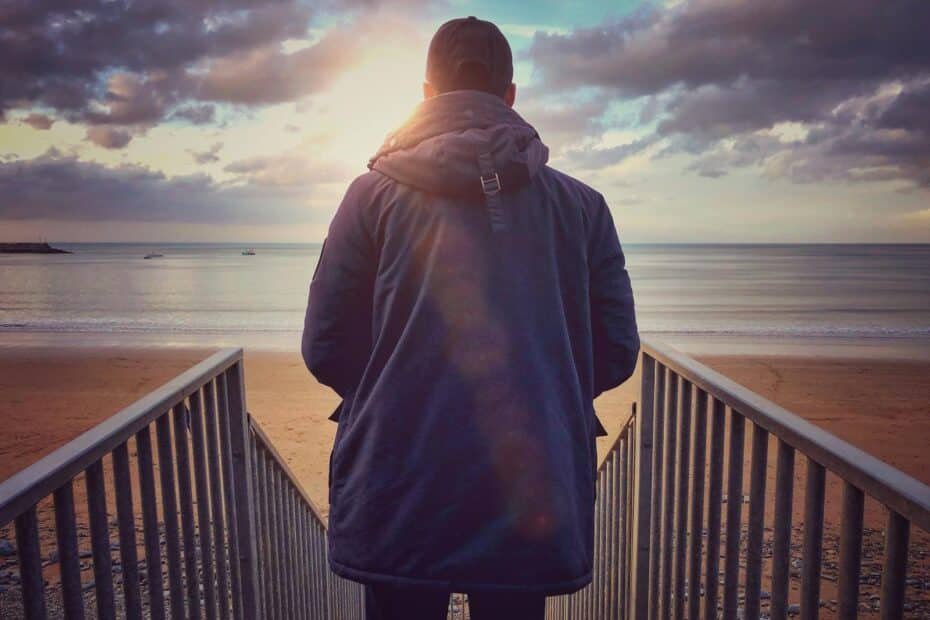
[424,17,516,107]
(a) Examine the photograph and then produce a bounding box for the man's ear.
[504,83,516,108]
[423,82,438,100]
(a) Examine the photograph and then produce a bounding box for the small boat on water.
[242,248,256,256]
[143,252,164,259]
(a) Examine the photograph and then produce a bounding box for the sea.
[1,243,929,357]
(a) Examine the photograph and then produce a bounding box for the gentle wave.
[2,322,929,339]
[3,243,929,350]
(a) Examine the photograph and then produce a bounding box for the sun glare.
[322,47,425,167]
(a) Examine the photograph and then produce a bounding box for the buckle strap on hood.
[368,90,550,222]
[477,140,509,233]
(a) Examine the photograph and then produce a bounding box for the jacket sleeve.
[301,177,376,398]
[588,196,640,398]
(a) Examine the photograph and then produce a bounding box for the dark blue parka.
[302,90,639,595]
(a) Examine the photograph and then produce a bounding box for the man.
[302,16,639,620]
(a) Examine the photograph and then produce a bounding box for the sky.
[1,0,928,243]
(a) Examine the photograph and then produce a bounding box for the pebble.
[0,541,14,557]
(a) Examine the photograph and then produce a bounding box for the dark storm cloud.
[528,0,930,187]
[0,150,315,223]
[0,1,370,128]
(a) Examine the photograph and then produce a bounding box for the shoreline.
[3,330,930,360]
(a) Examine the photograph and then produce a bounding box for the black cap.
[426,17,513,97]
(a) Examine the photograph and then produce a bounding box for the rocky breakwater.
[0,243,71,254]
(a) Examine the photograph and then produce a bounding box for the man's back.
[302,89,639,594]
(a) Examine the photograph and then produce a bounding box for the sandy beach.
[0,346,928,616]
[2,347,927,507]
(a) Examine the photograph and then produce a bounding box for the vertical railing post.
[837,482,864,619]
[630,354,656,619]
[15,506,47,620]
[226,361,261,619]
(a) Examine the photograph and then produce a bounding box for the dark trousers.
[365,583,546,620]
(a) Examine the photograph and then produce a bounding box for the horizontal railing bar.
[249,414,329,526]
[0,348,243,527]
[642,339,930,531]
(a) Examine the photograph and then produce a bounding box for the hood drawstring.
[477,142,509,233]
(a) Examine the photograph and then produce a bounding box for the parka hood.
[369,90,549,200]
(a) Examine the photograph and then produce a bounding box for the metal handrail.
[0,348,244,527]
[0,348,264,619]
[248,415,329,526]
[548,411,637,619]
[549,338,930,620]
[644,339,930,532]
[4,340,929,619]
[248,415,364,619]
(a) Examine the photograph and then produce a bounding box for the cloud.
[224,151,352,187]
[193,27,363,105]
[85,126,133,149]
[22,113,54,130]
[0,150,317,224]
[189,142,224,165]
[0,1,374,129]
[519,97,611,152]
[172,104,217,125]
[528,0,930,187]
[561,135,659,171]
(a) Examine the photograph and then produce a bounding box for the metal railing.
[0,348,363,619]
[248,411,363,619]
[548,338,930,619]
[3,341,929,619]
[546,412,636,619]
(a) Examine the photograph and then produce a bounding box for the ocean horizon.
[2,242,929,357]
